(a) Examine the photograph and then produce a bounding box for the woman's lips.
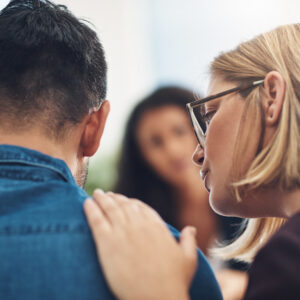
[203,175,210,192]
[201,170,210,192]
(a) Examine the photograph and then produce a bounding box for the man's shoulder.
[0,179,93,254]
[1,178,87,217]
[0,179,94,244]
[0,182,116,300]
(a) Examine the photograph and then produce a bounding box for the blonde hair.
[210,24,300,262]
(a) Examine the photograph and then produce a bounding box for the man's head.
[0,0,110,186]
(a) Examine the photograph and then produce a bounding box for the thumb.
[179,226,198,267]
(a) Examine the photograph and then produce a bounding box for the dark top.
[0,145,222,300]
[244,212,300,300]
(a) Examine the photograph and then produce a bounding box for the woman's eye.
[203,110,216,125]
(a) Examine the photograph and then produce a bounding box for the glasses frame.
[186,79,265,146]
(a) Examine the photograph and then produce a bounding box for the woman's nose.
[192,144,204,166]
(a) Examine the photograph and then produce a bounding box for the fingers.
[106,192,141,219]
[92,189,128,225]
[94,190,157,222]
[87,189,166,232]
[179,226,198,273]
[84,198,111,240]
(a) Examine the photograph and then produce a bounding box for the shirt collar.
[0,144,76,184]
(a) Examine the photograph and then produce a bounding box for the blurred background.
[1,0,299,193]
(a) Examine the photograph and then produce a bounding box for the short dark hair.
[0,0,107,138]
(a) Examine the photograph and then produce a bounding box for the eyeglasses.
[186,79,264,147]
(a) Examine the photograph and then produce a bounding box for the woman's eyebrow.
[204,98,222,110]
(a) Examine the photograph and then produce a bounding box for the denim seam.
[0,171,46,182]
[0,224,89,236]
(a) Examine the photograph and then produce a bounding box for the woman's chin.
[208,191,240,217]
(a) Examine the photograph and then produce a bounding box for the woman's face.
[193,76,261,216]
[137,105,199,186]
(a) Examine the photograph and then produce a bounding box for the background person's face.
[137,105,198,186]
[193,77,260,216]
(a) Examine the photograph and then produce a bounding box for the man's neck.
[0,130,77,174]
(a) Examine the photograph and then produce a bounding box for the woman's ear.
[262,71,286,126]
[81,100,110,157]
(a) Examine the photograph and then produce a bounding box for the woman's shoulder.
[244,212,300,300]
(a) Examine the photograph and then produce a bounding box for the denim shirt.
[0,145,222,300]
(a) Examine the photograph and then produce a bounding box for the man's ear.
[81,100,110,157]
[262,71,286,126]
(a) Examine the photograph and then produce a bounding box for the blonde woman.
[84,23,300,300]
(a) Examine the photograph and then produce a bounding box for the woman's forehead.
[207,76,236,96]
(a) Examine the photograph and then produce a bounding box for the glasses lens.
[194,105,207,132]
[188,105,206,147]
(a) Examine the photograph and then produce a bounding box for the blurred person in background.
[114,86,248,299]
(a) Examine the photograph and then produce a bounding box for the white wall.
[148,0,300,92]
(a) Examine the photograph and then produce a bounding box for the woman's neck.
[243,188,300,219]
[280,189,300,218]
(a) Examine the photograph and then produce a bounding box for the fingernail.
[94,189,104,195]
[188,226,197,237]
[84,198,93,207]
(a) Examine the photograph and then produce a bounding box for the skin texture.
[84,71,300,299]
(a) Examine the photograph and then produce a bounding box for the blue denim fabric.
[0,145,222,300]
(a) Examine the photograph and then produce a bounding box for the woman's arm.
[84,189,198,300]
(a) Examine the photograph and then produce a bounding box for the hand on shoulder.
[84,189,198,300]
